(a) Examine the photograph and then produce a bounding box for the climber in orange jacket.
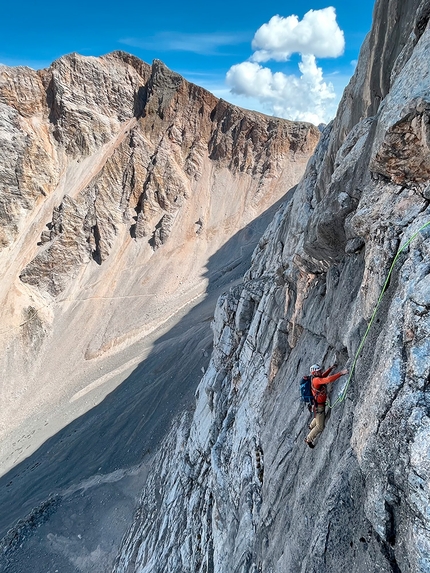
[305,363,348,448]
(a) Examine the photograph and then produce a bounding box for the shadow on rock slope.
[0,193,291,573]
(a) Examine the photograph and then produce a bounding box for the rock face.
[0,52,318,571]
[110,1,430,573]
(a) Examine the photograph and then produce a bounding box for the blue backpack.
[300,375,314,405]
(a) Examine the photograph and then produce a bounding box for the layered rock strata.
[112,1,430,572]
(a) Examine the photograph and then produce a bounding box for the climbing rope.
[327,219,430,409]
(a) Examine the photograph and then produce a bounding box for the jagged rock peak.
[0,51,319,294]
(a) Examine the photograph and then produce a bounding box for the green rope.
[328,219,430,409]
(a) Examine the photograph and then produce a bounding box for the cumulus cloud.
[225,7,345,124]
[226,55,336,124]
[251,7,344,63]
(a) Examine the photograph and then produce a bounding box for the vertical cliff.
[113,1,430,572]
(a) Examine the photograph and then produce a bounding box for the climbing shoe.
[305,439,315,449]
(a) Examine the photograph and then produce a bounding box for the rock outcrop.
[111,1,430,573]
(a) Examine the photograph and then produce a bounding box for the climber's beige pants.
[307,404,326,442]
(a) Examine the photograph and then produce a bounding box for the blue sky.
[1,1,375,124]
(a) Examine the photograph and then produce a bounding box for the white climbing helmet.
[310,364,321,374]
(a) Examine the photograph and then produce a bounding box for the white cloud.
[226,55,336,124]
[251,7,345,63]
[225,7,345,125]
[121,32,247,56]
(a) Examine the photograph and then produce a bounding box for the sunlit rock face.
[0,51,319,571]
[112,1,430,572]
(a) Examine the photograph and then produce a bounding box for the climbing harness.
[328,219,430,409]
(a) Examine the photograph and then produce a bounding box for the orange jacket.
[311,367,343,404]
